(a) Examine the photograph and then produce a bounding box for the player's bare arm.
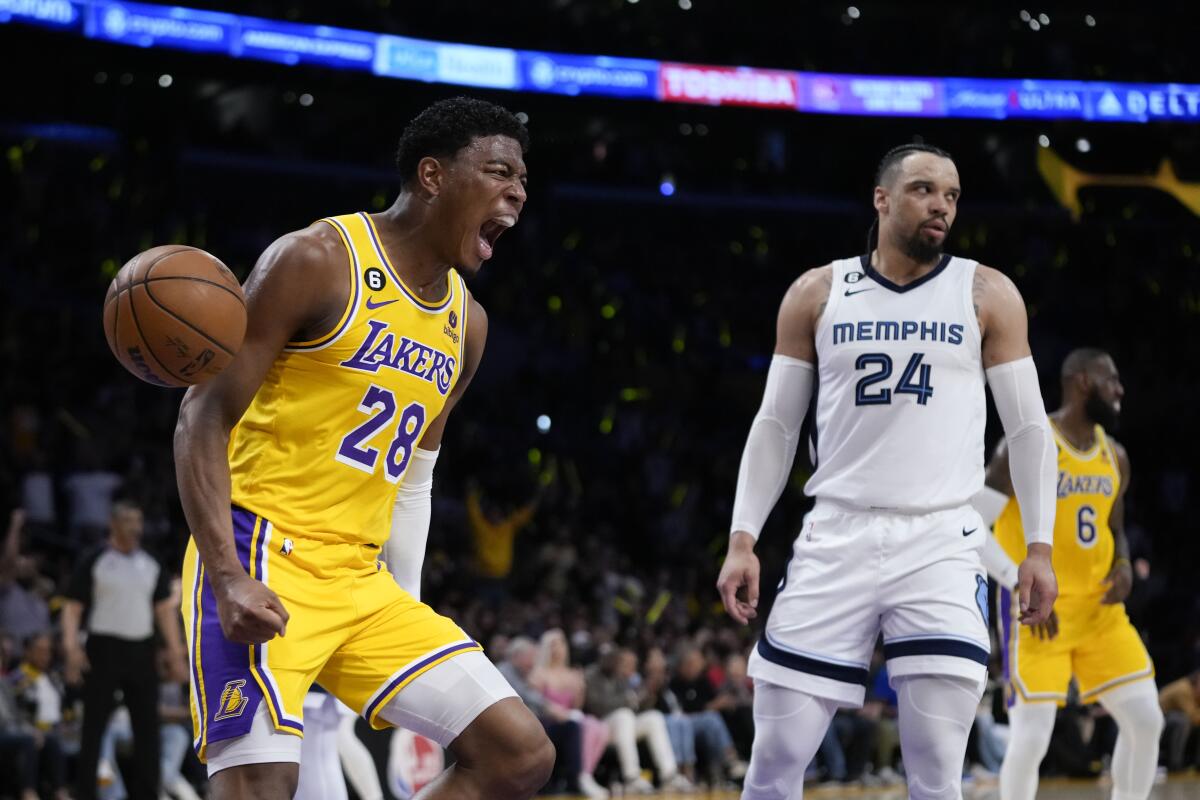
[718,265,829,625]
[1102,438,1134,605]
[975,263,1058,625]
[174,224,348,645]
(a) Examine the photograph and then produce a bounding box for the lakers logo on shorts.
[214,679,250,721]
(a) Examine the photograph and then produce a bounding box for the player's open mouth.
[477,214,516,260]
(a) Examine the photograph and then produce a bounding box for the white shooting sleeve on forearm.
[730,355,815,540]
[381,447,439,601]
[969,486,1020,586]
[985,357,1056,546]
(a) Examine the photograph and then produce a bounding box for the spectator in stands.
[466,481,540,603]
[530,628,610,796]
[0,669,68,800]
[1160,669,1200,772]
[0,511,52,653]
[669,643,747,785]
[638,647,697,783]
[719,651,755,759]
[584,647,692,792]
[61,497,186,800]
[498,637,607,799]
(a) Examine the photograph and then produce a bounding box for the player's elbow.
[174,387,232,455]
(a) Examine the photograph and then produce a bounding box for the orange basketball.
[103,245,247,387]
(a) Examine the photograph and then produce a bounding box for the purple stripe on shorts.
[193,507,267,752]
[365,640,480,721]
[249,521,303,734]
[998,586,1014,707]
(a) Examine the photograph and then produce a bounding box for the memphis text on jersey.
[832,319,966,346]
[340,318,457,396]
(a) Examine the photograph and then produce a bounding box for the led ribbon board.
[4,0,1199,123]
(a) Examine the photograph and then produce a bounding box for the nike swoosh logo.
[844,287,875,296]
[962,527,977,537]
[365,297,398,310]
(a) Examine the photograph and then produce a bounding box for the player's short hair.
[865,142,954,255]
[1060,347,1110,386]
[874,142,954,188]
[110,497,141,517]
[394,96,530,184]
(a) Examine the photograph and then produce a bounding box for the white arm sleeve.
[980,532,1021,587]
[381,447,439,601]
[730,355,814,540]
[985,357,1056,546]
[970,486,1020,586]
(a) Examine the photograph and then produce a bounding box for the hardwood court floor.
[559,774,1200,799]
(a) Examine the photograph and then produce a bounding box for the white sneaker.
[579,772,610,799]
[662,772,696,792]
[624,776,656,794]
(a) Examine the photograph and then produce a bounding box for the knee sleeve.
[999,701,1056,800]
[742,680,838,800]
[895,674,982,800]
[1100,680,1163,800]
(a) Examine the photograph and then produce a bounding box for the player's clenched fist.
[215,572,290,643]
[718,531,760,625]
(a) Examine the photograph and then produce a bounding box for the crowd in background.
[3,13,1200,797]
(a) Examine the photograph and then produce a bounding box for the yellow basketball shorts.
[182,505,481,762]
[997,588,1154,706]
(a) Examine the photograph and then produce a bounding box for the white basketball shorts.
[748,499,991,706]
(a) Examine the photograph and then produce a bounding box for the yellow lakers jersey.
[994,420,1120,597]
[228,212,468,546]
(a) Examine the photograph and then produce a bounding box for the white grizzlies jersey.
[804,254,985,512]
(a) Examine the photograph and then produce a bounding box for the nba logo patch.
[215,679,250,721]
[448,310,458,329]
[280,538,293,556]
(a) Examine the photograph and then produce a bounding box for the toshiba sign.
[660,64,799,108]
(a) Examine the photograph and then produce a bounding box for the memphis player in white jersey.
[718,144,1060,800]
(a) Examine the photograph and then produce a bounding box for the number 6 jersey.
[228,212,469,546]
[804,254,985,513]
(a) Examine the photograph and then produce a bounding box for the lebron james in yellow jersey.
[974,349,1163,800]
[174,98,553,800]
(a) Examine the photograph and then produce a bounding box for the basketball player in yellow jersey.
[173,97,554,800]
[973,349,1163,800]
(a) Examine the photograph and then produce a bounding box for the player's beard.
[900,219,950,264]
[1086,388,1120,432]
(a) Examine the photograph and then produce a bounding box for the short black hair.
[1061,347,1110,387]
[394,97,529,183]
[865,142,955,255]
[874,142,954,188]
[110,497,141,516]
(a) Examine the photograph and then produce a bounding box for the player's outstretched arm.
[382,296,488,599]
[174,225,346,644]
[1102,439,1134,604]
[718,266,829,625]
[976,265,1057,625]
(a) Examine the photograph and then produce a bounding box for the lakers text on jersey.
[994,422,1153,704]
[183,213,482,760]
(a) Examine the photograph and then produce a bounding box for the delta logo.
[660,64,798,109]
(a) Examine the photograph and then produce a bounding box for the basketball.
[103,245,247,388]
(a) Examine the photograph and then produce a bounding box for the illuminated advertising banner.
[0,0,79,27]
[802,73,942,116]
[660,63,799,109]
[5,0,1200,124]
[518,51,657,99]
